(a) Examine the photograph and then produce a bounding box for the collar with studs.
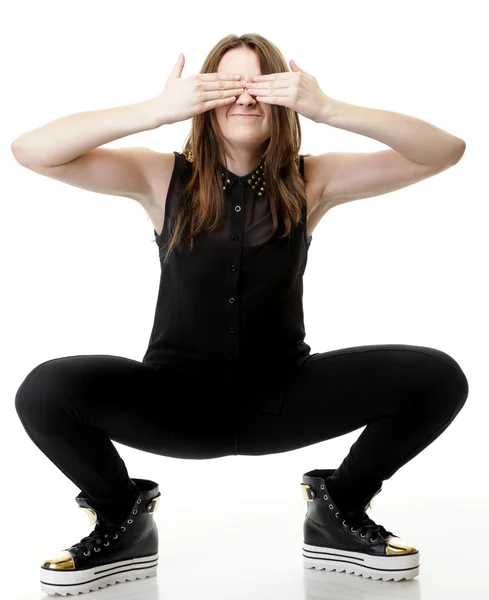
[182,150,266,196]
[220,162,266,194]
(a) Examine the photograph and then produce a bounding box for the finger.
[202,88,245,104]
[205,82,245,91]
[199,72,242,81]
[200,95,241,113]
[250,73,291,82]
[247,89,290,105]
[246,81,289,90]
[251,96,279,105]
[206,85,245,95]
[198,73,244,91]
[198,80,245,92]
[247,88,290,96]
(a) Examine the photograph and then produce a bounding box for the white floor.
[5,456,488,600]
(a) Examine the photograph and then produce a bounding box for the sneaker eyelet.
[128,519,134,524]
[121,527,126,532]
[335,512,339,518]
[351,527,357,533]
[83,551,90,557]
[370,537,375,543]
[320,484,325,490]
[328,504,333,509]
[103,542,110,546]
[113,534,119,540]
[132,510,138,515]
[323,495,327,500]
[360,533,366,538]
[94,547,100,552]
[342,520,347,526]
[137,499,142,504]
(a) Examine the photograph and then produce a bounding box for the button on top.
[235,205,242,212]
[228,297,235,304]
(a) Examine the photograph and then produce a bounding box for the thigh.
[236,343,466,455]
[15,354,236,459]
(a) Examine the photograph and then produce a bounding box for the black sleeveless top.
[142,151,315,412]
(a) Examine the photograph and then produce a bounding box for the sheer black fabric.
[142,151,314,388]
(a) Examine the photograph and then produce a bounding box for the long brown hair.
[158,33,310,263]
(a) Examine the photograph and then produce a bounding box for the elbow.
[450,139,466,164]
[11,140,26,164]
[11,140,33,167]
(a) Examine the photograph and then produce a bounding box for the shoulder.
[138,150,188,214]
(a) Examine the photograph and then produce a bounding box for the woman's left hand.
[244,59,335,123]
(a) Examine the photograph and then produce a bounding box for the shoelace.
[340,510,394,543]
[64,523,123,558]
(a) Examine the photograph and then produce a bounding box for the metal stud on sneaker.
[301,469,420,581]
[40,478,161,596]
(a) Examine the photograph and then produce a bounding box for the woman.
[12,33,468,593]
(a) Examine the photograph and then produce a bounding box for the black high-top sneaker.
[301,469,420,582]
[40,478,161,596]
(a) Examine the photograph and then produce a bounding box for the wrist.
[318,97,343,125]
[143,97,171,128]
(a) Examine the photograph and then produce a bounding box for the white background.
[2,1,487,598]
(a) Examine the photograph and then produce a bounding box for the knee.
[14,358,68,427]
[423,347,469,414]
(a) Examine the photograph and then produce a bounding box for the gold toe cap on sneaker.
[41,551,75,570]
[386,536,417,555]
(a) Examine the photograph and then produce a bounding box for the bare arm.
[11,98,164,168]
[10,98,172,205]
[9,55,238,206]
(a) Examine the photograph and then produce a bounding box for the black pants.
[15,344,469,518]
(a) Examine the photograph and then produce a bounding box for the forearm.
[321,99,465,165]
[11,98,163,168]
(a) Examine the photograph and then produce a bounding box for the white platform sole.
[40,553,158,596]
[303,543,419,581]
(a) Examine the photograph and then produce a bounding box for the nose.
[236,87,256,105]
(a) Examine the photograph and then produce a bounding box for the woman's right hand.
[151,54,245,125]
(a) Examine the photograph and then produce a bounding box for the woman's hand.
[150,54,246,125]
[244,59,336,123]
